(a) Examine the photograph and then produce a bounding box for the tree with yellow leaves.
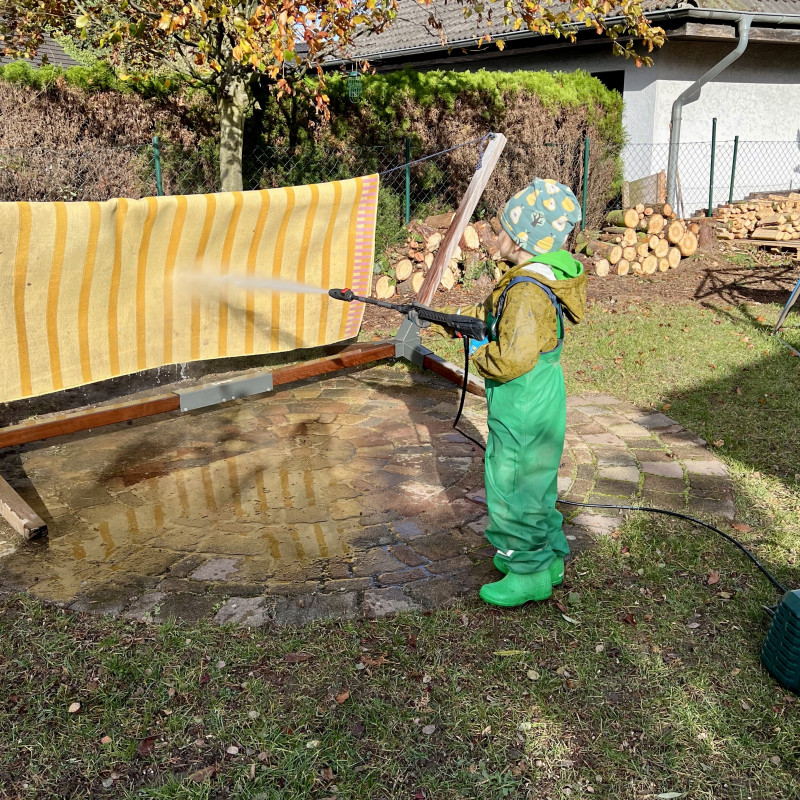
[0,0,663,191]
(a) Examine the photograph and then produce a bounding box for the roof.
[346,0,800,61]
[0,34,80,68]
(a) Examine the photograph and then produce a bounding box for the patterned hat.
[500,178,582,255]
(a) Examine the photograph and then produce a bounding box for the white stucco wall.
[467,37,800,209]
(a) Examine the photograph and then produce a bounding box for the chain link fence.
[623,139,800,216]
[4,136,799,227]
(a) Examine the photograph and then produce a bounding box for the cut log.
[375,275,395,299]
[750,229,787,241]
[644,206,654,216]
[595,258,611,277]
[658,257,670,272]
[678,231,698,257]
[631,261,643,275]
[606,208,640,228]
[647,214,665,235]
[395,258,413,282]
[586,241,623,264]
[460,224,480,250]
[653,238,670,258]
[634,203,645,214]
[622,246,637,262]
[621,228,638,247]
[426,232,443,253]
[666,220,686,244]
[689,222,700,235]
[648,234,660,250]
[667,247,682,268]
[411,271,425,294]
[439,266,455,290]
[636,242,650,259]
[602,226,631,235]
[648,202,674,218]
[424,253,434,269]
[642,255,658,274]
[617,260,630,276]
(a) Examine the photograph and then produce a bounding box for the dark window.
[590,70,625,95]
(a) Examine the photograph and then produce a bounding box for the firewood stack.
[581,203,699,277]
[715,193,800,242]
[374,212,502,300]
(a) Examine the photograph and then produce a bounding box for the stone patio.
[0,365,736,624]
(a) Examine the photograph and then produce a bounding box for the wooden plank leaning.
[0,474,47,539]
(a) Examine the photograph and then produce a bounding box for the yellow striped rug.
[0,176,378,403]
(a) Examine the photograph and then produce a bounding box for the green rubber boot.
[493,554,564,585]
[479,569,553,607]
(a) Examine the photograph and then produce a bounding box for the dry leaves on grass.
[283,652,312,664]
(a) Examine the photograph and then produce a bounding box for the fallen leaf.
[561,614,579,625]
[707,570,720,585]
[226,745,239,755]
[306,739,320,749]
[662,403,672,412]
[730,668,741,676]
[335,690,350,704]
[136,736,157,757]
[687,622,701,629]
[732,523,752,533]
[258,751,269,761]
[526,669,540,681]
[708,363,717,370]
[100,736,112,745]
[494,650,528,657]
[283,652,312,664]
[757,316,766,323]
[770,755,781,766]
[741,699,751,711]
[620,613,636,626]
[655,793,686,799]
[189,764,217,783]
[735,386,742,395]
[68,702,81,714]
[361,654,389,668]
[422,724,436,735]
[717,591,733,599]
[713,439,725,448]
[595,644,604,653]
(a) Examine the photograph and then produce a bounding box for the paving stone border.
[0,370,736,625]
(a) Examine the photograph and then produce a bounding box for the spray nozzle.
[329,288,356,302]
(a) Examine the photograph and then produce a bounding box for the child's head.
[499,178,582,260]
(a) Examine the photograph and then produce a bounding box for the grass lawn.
[2,276,800,798]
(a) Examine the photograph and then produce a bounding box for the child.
[438,178,586,607]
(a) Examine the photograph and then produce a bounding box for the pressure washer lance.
[329,287,799,693]
[328,288,488,341]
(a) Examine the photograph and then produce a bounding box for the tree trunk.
[219,75,249,192]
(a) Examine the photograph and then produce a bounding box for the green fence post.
[581,136,590,230]
[153,135,164,196]
[728,134,739,204]
[707,118,717,217]
[404,137,411,226]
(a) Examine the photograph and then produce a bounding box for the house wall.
[462,37,800,209]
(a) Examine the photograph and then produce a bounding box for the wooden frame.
[0,134,506,539]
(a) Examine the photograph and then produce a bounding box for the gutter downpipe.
[666,14,752,207]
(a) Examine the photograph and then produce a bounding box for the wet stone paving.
[0,366,736,625]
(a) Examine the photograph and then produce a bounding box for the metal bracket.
[394,317,433,367]
[178,371,274,412]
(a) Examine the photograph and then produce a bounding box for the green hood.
[501,251,587,323]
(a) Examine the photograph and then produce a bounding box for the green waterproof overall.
[485,283,567,575]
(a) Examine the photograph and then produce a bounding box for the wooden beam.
[0,474,47,539]
[416,132,507,306]
[422,353,486,398]
[0,342,395,449]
